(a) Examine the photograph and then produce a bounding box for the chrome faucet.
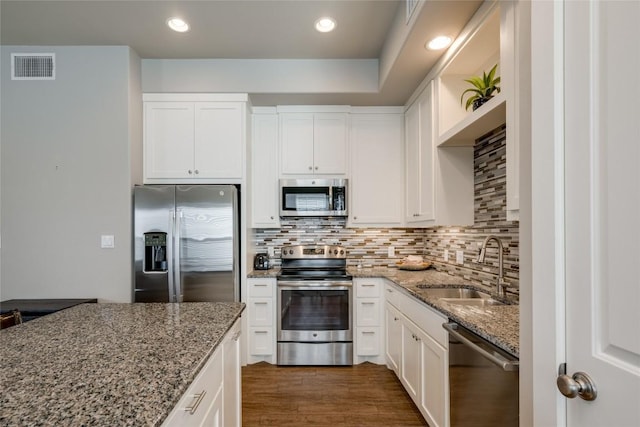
[476,235,507,298]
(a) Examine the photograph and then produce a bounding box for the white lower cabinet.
[353,278,385,364]
[246,278,277,364]
[163,318,241,427]
[385,282,449,427]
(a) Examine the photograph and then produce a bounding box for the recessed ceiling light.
[426,35,453,50]
[167,17,190,33]
[315,17,336,33]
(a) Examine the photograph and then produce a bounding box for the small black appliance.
[254,253,270,270]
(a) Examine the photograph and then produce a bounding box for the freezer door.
[175,185,239,302]
[133,185,176,302]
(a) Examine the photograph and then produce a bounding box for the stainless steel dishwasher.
[443,322,519,427]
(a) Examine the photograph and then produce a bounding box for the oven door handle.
[443,322,519,372]
[277,281,352,288]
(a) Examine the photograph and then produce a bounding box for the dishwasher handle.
[443,322,519,372]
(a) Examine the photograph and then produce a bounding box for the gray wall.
[0,46,142,302]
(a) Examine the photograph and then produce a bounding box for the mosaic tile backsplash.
[252,124,519,295]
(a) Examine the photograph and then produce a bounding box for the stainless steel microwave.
[279,179,347,217]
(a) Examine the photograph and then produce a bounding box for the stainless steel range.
[277,245,353,365]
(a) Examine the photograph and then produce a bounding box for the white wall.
[0,46,142,302]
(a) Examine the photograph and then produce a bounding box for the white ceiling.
[0,0,483,106]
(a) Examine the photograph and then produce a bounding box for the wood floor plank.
[242,362,428,426]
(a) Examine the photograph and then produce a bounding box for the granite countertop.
[0,302,245,426]
[350,267,519,357]
[246,266,519,357]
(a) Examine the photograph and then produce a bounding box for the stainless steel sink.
[415,286,505,306]
[440,298,504,307]
[416,287,490,299]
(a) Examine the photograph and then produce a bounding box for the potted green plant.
[460,63,501,111]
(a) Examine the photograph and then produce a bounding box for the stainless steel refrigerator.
[133,185,239,303]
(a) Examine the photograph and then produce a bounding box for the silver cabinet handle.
[188,170,193,174]
[315,166,318,170]
[194,169,199,175]
[270,216,274,220]
[254,330,269,334]
[254,302,268,305]
[362,284,376,287]
[362,331,375,335]
[308,166,313,170]
[184,391,206,414]
[362,302,375,305]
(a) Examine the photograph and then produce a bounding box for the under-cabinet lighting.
[426,35,453,50]
[167,17,190,33]
[315,17,336,33]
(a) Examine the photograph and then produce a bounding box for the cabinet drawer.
[356,327,380,356]
[248,279,275,297]
[248,298,273,326]
[355,279,382,298]
[249,327,274,356]
[162,347,223,426]
[356,298,380,327]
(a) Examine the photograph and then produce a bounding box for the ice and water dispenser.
[144,232,168,273]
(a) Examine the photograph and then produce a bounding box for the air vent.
[11,53,55,80]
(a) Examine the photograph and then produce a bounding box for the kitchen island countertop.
[0,302,245,426]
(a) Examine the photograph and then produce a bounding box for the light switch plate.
[267,246,274,257]
[101,235,115,249]
[388,246,395,257]
[444,249,449,262]
[456,250,464,264]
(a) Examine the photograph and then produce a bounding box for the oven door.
[277,281,352,342]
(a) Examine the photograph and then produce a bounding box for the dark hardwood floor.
[242,362,428,426]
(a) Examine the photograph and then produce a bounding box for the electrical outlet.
[456,250,464,264]
[388,246,395,257]
[444,249,449,262]
[267,246,274,257]
[101,235,115,249]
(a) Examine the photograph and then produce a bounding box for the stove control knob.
[340,250,344,255]
[288,249,294,255]
[334,249,338,255]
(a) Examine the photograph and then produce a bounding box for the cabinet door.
[420,334,448,427]
[350,114,404,226]
[145,102,195,179]
[400,319,422,404]
[251,114,280,227]
[405,84,435,223]
[385,302,402,375]
[223,321,241,427]
[280,114,314,174]
[195,103,243,179]
[313,113,348,175]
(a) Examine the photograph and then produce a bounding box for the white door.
[562,1,640,425]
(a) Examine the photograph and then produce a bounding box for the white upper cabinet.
[279,112,348,176]
[405,83,474,227]
[349,110,404,227]
[251,111,280,228]
[405,86,435,223]
[143,94,248,184]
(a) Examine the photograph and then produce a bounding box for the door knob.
[557,364,597,401]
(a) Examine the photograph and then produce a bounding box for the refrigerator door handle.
[173,209,183,303]
[167,209,176,303]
